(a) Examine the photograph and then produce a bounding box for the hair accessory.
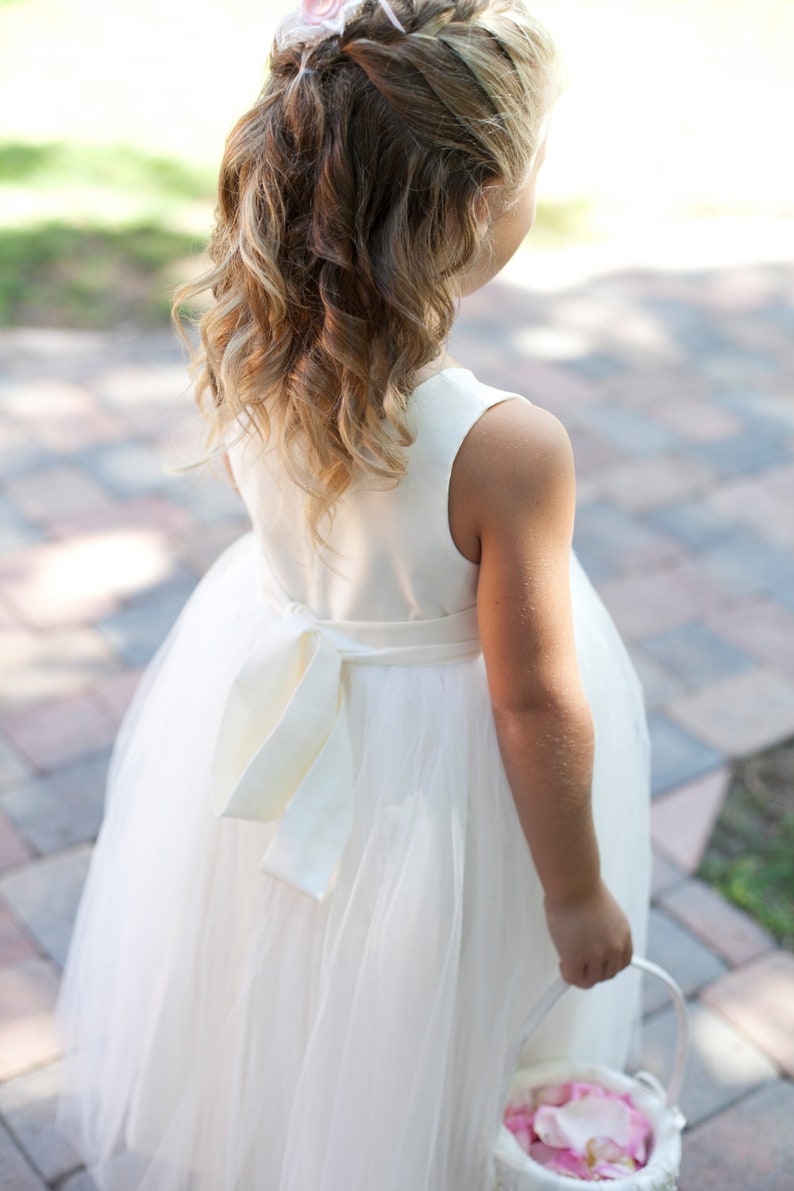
[276,0,405,49]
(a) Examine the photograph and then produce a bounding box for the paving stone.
[647,501,738,550]
[89,669,143,726]
[512,322,593,364]
[0,1122,47,1191]
[0,738,29,791]
[79,440,179,500]
[697,270,773,314]
[589,455,716,513]
[574,402,678,457]
[642,622,755,686]
[705,595,794,678]
[47,495,194,544]
[98,589,188,667]
[680,1079,794,1191]
[596,562,727,644]
[715,385,794,433]
[0,1062,80,1182]
[1,378,96,424]
[573,503,684,575]
[0,958,60,1080]
[668,667,794,756]
[568,542,616,585]
[59,1171,99,1191]
[571,443,628,497]
[629,652,688,714]
[687,426,792,475]
[0,531,180,630]
[179,521,252,577]
[0,627,117,711]
[0,812,32,872]
[639,1002,777,1128]
[93,362,187,409]
[4,466,113,526]
[602,367,709,412]
[644,297,729,359]
[604,311,683,364]
[648,716,724,796]
[651,851,684,899]
[0,496,44,555]
[701,952,794,1077]
[30,405,126,454]
[649,396,744,442]
[699,347,781,386]
[0,422,58,482]
[562,352,627,380]
[700,528,794,601]
[644,909,727,1015]
[0,693,117,772]
[125,572,197,613]
[0,329,113,377]
[514,359,599,415]
[0,755,108,855]
[650,769,730,873]
[659,879,775,966]
[0,548,115,628]
[708,467,794,551]
[169,470,248,528]
[0,901,38,966]
[0,847,91,969]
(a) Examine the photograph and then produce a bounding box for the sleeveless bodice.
[227,368,521,623]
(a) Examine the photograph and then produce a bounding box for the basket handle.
[514,956,689,1108]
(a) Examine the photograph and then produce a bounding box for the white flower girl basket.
[493,958,689,1191]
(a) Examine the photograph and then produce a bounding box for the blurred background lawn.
[0,0,792,327]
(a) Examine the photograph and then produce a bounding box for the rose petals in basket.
[504,1081,652,1182]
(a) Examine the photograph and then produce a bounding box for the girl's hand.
[544,880,632,989]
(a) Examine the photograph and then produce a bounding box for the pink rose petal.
[529,1141,561,1167]
[533,1103,571,1149]
[547,1148,592,1178]
[506,1081,652,1180]
[533,1083,572,1107]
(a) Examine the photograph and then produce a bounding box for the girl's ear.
[473,178,505,233]
[476,175,519,228]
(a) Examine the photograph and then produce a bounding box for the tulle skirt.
[56,533,650,1191]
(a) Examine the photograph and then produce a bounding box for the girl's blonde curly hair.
[174,0,561,541]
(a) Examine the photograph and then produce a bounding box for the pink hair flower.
[276,0,404,49]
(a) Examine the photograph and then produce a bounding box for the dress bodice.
[227,368,521,622]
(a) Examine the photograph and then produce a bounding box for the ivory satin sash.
[210,560,482,900]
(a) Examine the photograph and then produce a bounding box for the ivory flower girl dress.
[57,368,650,1191]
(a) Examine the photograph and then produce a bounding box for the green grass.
[0,141,214,201]
[0,141,214,327]
[0,221,204,328]
[533,197,601,248]
[699,739,794,951]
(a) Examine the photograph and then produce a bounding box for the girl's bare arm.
[449,398,632,988]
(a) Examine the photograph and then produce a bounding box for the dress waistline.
[210,549,482,900]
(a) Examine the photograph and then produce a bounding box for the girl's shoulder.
[447,382,574,563]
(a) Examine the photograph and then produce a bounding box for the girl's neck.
[413,352,461,388]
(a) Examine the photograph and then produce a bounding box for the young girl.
[57,1,650,1188]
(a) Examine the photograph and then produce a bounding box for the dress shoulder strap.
[409,368,525,483]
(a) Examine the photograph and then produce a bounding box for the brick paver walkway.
[1,232,793,1188]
